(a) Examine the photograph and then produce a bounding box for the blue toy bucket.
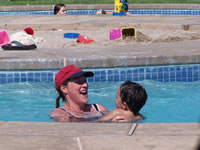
[64,33,80,39]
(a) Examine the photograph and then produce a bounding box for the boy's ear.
[122,102,129,110]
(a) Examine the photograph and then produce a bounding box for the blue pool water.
[0,80,199,123]
[0,64,200,123]
[0,9,200,15]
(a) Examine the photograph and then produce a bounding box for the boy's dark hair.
[54,3,65,15]
[120,81,147,115]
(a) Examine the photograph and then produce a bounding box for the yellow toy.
[114,0,123,13]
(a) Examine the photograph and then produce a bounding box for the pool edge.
[0,122,199,149]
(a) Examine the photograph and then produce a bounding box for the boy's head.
[118,81,147,115]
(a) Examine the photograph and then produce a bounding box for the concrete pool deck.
[0,5,200,150]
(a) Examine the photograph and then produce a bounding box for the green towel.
[122,0,128,11]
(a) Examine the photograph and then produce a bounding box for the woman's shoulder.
[49,107,63,116]
[90,104,108,112]
[49,107,70,122]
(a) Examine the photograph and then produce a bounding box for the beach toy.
[114,0,123,13]
[0,30,10,46]
[76,35,94,44]
[24,27,34,36]
[64,33,80,39]
[112,12,126,16]
[110,28,121,40]
[121,27,136,40]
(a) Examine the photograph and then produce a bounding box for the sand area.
[2,14,200,50]
[7,26,200,49]
[32,28,200,49]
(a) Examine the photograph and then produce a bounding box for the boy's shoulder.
[111,108,129,116]
[111,108,134,121]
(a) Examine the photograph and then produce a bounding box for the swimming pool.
[0,9,200,15]
[0,64,200,123]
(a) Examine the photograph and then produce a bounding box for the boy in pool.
[98,81,147,122]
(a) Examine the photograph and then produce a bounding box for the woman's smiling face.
[66,75,89,105]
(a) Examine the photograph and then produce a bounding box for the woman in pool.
[54,3,67,15]
[49,64,108,122]
[98,81,147,122]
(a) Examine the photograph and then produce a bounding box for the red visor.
[55,64,94,90]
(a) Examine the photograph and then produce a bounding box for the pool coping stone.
[0,122,199,150]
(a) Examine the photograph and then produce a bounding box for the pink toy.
[0,30,10,46]
[110,28,121,40]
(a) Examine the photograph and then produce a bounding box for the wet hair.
[56,79,69,108]
[54,3,66,15]
[120,81,147,115]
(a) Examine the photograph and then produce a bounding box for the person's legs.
[96,9,112,15]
